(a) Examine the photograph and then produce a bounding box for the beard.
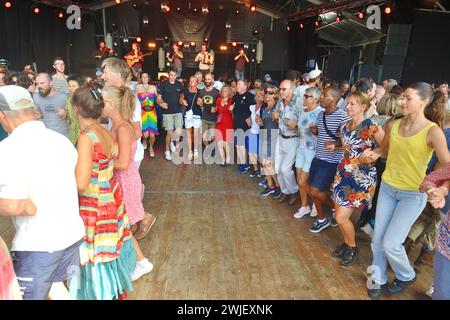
[39,87,51,97]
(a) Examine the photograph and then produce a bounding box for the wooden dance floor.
[0,150,433,300]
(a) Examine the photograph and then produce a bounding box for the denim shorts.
[295,148,316,172]
[12,239,82,300]
[308,157,338,192]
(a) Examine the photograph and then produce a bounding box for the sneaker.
[271,188,282,199]
[387,277,417,295]
[149,147,155,158]
[293,206,311,219]
[165,150,172,161]
[132,258,154,281]
[360,223,374,238]
[241,165,250,174]
[170,142,176,153]
[237,164,245,173]
[194,150,199,159]
[340,246,360,266]
[249,169,260,178]
[261,187,276,197]
[309,219,330,233]
[258,178,267,189]
[188,151,193,161]
[368,283,388,300]
[332,243,349,258]
[310,204,318,217]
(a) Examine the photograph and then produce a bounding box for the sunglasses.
[264,91,275,95]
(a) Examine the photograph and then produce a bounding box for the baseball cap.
[0,85,34,112]
[263,73,271,79]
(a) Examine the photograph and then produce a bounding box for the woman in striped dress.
[136,73,158,158]
[69,84,136,300]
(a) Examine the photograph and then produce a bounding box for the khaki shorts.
[163,113,183,131]
[202,120,216,141]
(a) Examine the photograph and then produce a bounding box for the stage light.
[33,7,40,14]
[336,12,343,22]
[286,25,291,32]
[220,45,228,51]
[250,5,256,12]
[315,19,320,27]
[161,1,170,13]
[299,23,304,29]
[5,1,12,9]
[124,38,129,43]
[132,2,138,9]
[190,41,196,48]
[384,6,392,14]
[177,7,181,12]
[232,42,237,47]
[225,22,231,30]
[143,16,149,24]
[136,37,142,43]
[357,11,364,19]
[243,44,249,49]
[204,37,209,43]
[235,9,240,15]
[58,11,64,19]
[177,40,183,47]
[253,29,259,36]
[201,3,209,15]
[148,42,156,49]
[115,0,121,4]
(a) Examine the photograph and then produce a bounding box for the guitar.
[125,52,152,68]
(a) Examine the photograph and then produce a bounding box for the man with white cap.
[294,64,322,109]
[0,85,85,299]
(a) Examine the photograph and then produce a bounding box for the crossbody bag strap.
[322,112,339,141]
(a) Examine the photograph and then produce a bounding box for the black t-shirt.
[198,87,220,122]
[232,92,255,130]
[182,87,202,117]
[159,80,183,114]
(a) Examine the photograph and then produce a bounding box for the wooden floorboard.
[0,150,433,300]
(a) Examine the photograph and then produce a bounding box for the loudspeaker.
[381,24,412,82]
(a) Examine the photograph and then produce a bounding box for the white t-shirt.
[249,104,261,134]
[132,96,145,162]
[0,121,85,252]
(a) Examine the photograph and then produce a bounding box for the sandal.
[194,150,199,159]
[134,213,156,240]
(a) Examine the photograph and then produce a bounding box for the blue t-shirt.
[297,106,324,150]
[0,126,7,142]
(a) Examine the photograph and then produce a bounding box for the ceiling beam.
[88,0,132,11]
[232,0,282,19]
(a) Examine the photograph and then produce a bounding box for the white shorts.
[185,110,202,129]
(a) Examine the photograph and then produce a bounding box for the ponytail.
[424,91,446,129]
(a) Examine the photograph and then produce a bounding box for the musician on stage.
[167,43,184,79]
[92,41,114,72]
[194,44,213,76]
[125,42,145,79]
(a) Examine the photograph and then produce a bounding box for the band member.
[167,43,184,78]
[92,41,114,72]
[194,44,213,75]
[234,48,249,81]
[125,42,145,80]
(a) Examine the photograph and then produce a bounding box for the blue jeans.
[433,251,450,300]
[370,181,427,285]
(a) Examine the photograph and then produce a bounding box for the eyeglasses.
[304,94,313,99]
[264,90,275,95]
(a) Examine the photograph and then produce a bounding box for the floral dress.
[332,118,380,210]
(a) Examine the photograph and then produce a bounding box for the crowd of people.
[0,51,450,300]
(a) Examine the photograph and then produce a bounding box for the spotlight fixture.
[58,11,64,19]
[161,1,170,13]
[335,12,343,22]
[143,16,149,24]
[204,37,209,43]
[115,0,121,4]
[286,25,291,32]
[177,40,183,46]
[31,4,40,14]
[219,45,228,51]
[190,41,196,48]
[124,38,129,43]
[243,44,249,49]
[132,2,138,9]
[357,11,364,19]
[253,28,259,36]
[136,37,142,43]
[148,42,156,49]
[5,1,12,9]
[299,23,304,29]
[232,41,237,47]
[384,6,392,14]
[201,3,209,15]
[250,5,256,12]
[225,22,231,30]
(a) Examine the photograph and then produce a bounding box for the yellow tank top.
[382,119,436,191]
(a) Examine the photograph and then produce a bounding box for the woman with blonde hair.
[215,85,234,165]
[102,85,154,282]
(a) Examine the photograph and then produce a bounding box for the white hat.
[308,63,322,79]
[0,85,34,111]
